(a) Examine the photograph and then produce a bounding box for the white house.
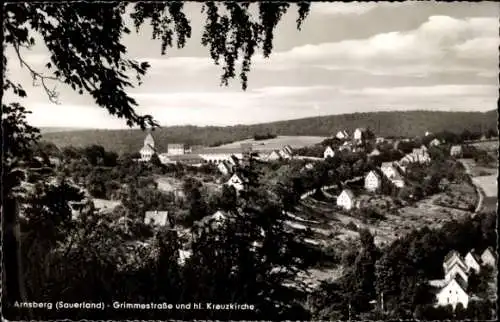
[178,249,192,266]
[391,174,406,188]
[381,162,399,179]
[481,247,496,267]
[167,143,189,155]
[337,189,356,210]
[430,138,441,146]
[435,276,469,309]
[323,146,335,159]
[226,173,245,192]
[279,149,292,159]
[144,210,169,226]
[425,131,432,137]
[450,145,463,157]
[267,150,282,161]
[228,154,240,166]
[282,145,293,155]
[464,250,482,273]
[336,130,349,140]
[369,148,381,157]
[353,128,366,142]
[217,161,232,175]
[364,171,381,192]
[375,137,385,144]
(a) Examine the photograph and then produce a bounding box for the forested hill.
[42,109,497,154]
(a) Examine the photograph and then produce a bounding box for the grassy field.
[471,140,499,152]
[214,135,327,152]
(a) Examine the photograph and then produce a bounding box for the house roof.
[198,147,244,155]
[340,189,355,199]
[144,210,169,225]
[381,161,396,169]
[366,170,381,180]
[466,249,482,263]
[481,246,497,259]
[444,250,463,264]
[369,148,381,155]
[168,143,188,149]
[166,154,204,161]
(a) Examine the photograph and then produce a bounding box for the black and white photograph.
[2,1,498,320]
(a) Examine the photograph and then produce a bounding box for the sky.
[4,1,499,129]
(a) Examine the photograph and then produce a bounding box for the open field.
[471,140,499,152]
[212,135,328,152]
[472,175,498,198]
[93,198,121,211]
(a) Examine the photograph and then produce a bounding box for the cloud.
[341,85,498,97]
[252,15,499,77]
[137,15,497,79]
[310,2,405,16]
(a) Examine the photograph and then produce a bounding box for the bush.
[346,221,358,231]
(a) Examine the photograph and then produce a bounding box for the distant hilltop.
[41,109,497,154]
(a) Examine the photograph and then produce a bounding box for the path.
[459,159,485,214]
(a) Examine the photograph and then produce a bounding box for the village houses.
[450,145,463,157]
[364,170,381,192]
[140,133,156,161]
[335,130,349,140]
[431,248,497,310]
[323,146,335,159]
[429,138,442,146]
[144,210,170,227]
[267,150,282,161]
[225,173,246,192]
[336,189,356,210]
[217,161,233,175]
[353,127,366,143]
[368,148,381,157]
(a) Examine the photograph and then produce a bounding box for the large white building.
[140,133,156,161]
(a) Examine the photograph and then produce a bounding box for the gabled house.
[267,150,282,161]
[435,275,470,309]
[481,247,496,267]
[445,261,469,283]
[323,146,335,159]
[279,149,292,159]
[443,250,467,274]
[368,148,381,157]
[381,162,399,179]
[430,138,441,146]
[450,145,463,157]
[336,130,349,140]
[144,210,170,227]
[464,250,482,273]
[217,161,233,175]
[364,170,381,192]
[226,173,246,192]
[282,145,293,155]
[353,128,366,142]
[228,154,240,166]
[336,189,356,210]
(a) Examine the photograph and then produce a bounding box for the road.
[458,159,485,214]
